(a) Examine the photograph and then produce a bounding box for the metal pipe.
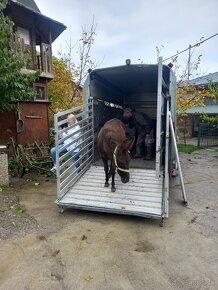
[169,112,187,203]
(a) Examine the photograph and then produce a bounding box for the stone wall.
[0,153,9,186]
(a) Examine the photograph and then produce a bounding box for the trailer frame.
[55,57,187,223]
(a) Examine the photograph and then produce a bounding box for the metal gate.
[197,122,218,147]
[54,102,94,200]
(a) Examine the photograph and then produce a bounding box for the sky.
[35,0,218,79]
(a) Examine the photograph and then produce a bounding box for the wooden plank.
[58,165,164,218]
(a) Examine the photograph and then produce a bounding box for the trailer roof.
[91,64,171,94]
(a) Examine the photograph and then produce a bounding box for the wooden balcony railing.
[19,38,53,75]
[36,43,52,74]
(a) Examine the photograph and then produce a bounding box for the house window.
[34,84,47,101]
[17,27,30,45]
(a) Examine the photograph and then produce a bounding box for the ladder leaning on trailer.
[168,111,187,204]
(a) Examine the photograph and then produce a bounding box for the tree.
[162,38,216,115]
[48,57,82,114]
[61,18,98,86]
[48,19,98,115]
[200,81,218,124]
[208,80,218,98]
[0,0,37,112]
[156,39,212,113]
[176,82,214,116]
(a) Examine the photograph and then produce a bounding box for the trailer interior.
[89,63,171,170]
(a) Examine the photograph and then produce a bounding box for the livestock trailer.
[54,57,187,224]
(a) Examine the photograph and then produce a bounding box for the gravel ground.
[0,174,53,240]
[0,189,39,240]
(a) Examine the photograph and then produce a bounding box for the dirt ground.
[0,148,218,290]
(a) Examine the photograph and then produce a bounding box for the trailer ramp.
[57,165,165,219]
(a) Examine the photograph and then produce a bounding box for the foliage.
[8,156,16,172]
[176,82,214,115]
[198,81,218,124]
[48,57,82,114]
[0,0,37,111]
[208,80,218,97]
[200,114,218,124]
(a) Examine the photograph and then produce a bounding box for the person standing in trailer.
[122,108,154,160]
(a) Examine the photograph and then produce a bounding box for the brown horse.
[97,118,135,192]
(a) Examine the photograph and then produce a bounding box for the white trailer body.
[55,58,185,222]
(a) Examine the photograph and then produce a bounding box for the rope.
[113,145,130,173]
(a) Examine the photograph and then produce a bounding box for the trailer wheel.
[159,218,164,227]
[58,206,64,214]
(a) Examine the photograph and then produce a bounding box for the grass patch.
[177,144,199,154]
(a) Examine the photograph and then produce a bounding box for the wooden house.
[0,0,66,145]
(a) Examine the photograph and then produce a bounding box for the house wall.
[7,5,37,70]
[0,102,50,146]
[0,110,17,144]
[17,102,50,144]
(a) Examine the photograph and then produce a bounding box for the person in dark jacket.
[122,108,154,159]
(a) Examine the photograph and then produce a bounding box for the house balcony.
[20,40,54,80]
[36,43,54,79]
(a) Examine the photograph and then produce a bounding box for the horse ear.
[121,137,135,151]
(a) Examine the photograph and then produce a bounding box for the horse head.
[113,137,135,184]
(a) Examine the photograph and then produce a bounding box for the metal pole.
[169,112,187,203]
[197,124,201,147]
[163,98,170,216]
[187,45,191,80]
[155,56,163,178]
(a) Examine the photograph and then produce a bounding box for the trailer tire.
[159,218,164,227]
[58,206,64,214]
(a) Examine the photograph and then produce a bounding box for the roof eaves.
[11,0,41,14]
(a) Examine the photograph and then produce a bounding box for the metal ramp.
[57,165,164,219]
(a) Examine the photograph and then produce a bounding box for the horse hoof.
[104,183,109,187]
[111,188,116,192]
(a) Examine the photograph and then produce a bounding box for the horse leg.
[110,160,116,192]
[102,158,110,187]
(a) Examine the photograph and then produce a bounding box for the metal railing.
[54,102,94,200]
[197,122,218,147]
